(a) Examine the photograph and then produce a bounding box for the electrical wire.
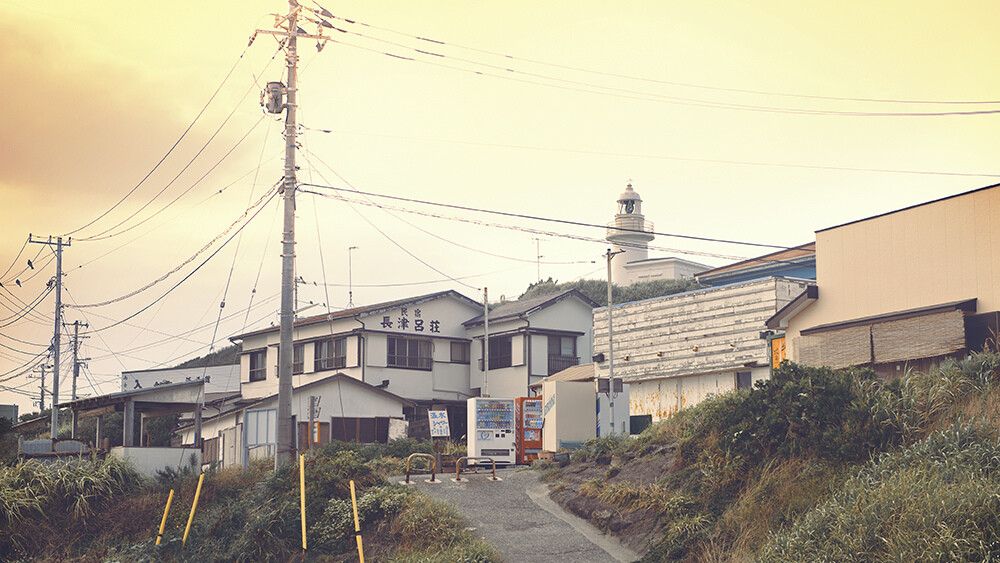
[300,182,788,252]
[298,25,1000,117]
[63,44,258,238]
[302,147,602,264]
[308,6,1000,107]
[77,79,274,242]
[69,185,278,309]
[297,159,480,291]
[299,124,1000,180]
[0,243,42,286]
[84,189,279,334]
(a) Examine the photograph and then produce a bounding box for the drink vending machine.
[515,397,543,464]
[466,397,516,465]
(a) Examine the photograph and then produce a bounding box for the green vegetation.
[175,343,242,368]
[518,277,703,306]
[548,349,1000,561]
[0,438,497,562]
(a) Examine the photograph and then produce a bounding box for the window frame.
[292,343,305,375]
[314,337,347,372]
[450,341,470,364]
[387,336,433,370]
[248,349,267,382]
[487,336,513,369]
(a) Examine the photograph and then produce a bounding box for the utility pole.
[533,238,543,282]
[38,363,46,411]
[348,246,358,308]
[605,248,624,436]
[31,235,68,439]
[255,1,331,469]
[483,287,490,397]
[71,320,89,402]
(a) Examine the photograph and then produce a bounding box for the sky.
[1,0,999,417]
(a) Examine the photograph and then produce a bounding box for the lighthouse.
[605,183,655,284]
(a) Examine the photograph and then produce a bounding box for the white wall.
[111,446,202,478]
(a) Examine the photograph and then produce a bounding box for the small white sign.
[428,410,450,437]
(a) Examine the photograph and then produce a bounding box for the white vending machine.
[467,397,517,465]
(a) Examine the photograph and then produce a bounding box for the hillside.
[537,350,1000,561]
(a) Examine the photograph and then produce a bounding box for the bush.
[762,422,1000,562]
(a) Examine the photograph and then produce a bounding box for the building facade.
[594,277,812,421]
[774,183,1000,375]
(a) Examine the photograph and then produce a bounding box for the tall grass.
[0,455,142,556]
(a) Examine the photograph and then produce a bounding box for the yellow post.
[182,473,205,547]
[155,489,174,546]
[299,454,307,552]
[350,480,365,563]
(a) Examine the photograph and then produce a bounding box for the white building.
[605,183,709,285]
[464,289,598,398]
[594,276,812,421]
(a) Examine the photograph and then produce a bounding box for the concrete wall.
[787,185,1000,359]
[111,446,202,478]
[629,366,768,421]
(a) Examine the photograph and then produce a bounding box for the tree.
[518,277,703,306]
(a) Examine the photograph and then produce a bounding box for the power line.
[299,124,1000,180]
[315,8,1000,107]
[300,182,790,252]
[63,44,259,238]
[69,186,278,309]
[300,18,1000,117]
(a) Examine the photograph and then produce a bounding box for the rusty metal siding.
[594,277,809,383]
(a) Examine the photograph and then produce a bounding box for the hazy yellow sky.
[2,0,999,413]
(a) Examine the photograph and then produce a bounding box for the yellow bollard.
[350,480,365,563]
[155,489,174,546]
[182,473,205,547]
[300,454,307,552]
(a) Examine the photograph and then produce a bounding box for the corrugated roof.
[464,289,599,327]
[696,242,815,278]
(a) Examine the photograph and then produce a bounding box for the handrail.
[400,453,438,484]
[454,456,500,482]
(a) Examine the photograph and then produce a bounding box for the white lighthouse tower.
[606,183,655,284]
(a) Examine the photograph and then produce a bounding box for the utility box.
[540,381,595,451]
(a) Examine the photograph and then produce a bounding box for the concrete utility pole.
[255,1,331,469]
[31,235,68,439]
[605,248,624,436]
[71,320,89,402]
[483,287,490,397]
[348,246,358,308]
[38,363,46,411]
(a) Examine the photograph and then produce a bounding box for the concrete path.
[398,467,641,563]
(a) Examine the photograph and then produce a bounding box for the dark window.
[315,338,346,372]
[486,336,512,369]
[248,350,267,382]
[547,335,578,375]
[451,341,470,364]
[387,336,432,370]
[736,371,752,390]
[292,343,305,375]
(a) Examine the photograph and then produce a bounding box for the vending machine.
[515,397,543,464]
[467,397,516,465]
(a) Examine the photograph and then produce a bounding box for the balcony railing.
[548,355,580,375]
[606,218,655,240]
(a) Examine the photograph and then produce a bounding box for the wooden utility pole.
[30,235,68,439]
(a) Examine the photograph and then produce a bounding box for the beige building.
[771,183,1000,374]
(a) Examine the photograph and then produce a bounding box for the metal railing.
[453,456,501,482]
[399,453,439,484]
[548,354,579,375]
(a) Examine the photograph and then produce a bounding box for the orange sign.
[771,337,786,370]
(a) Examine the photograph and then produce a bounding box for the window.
[736,371,752,390]
[450,341,470,364]
[292,343,305,375]
[314,338,346,372]
[547,335,578,375]
[387,336,432,370]
[248,350,267,382]
[486,336,512,369]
